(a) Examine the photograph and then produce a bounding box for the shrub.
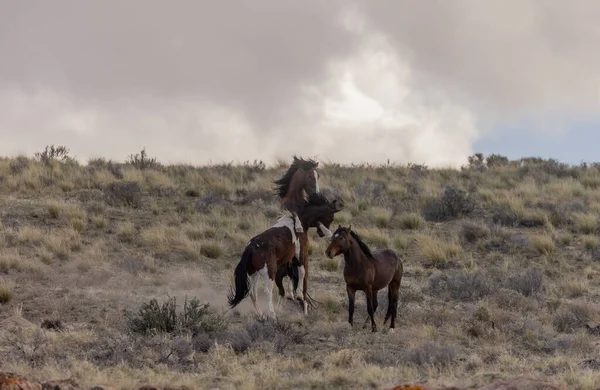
[125,296,228,336]
[104,181,142,208]
[427,270,495,302]
[505,268,544,297]
[9,156,29,175]
[125,148,161,170]
[485,154,510,168]
[460,220,490,243]
[466,153,486,171]
[244,317,308,353]
[201,241,225,259]
[405,341,456,367]
[34,145,74,166]
[398,213,423,230]
[423,185,478,222]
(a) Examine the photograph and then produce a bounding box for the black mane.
[349,230,376,261]
[273,155,318,199]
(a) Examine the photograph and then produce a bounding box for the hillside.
[1,147,599,389]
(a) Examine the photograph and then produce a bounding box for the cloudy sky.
[1,1,599,167]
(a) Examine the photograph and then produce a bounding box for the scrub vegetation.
[1,147,600,389]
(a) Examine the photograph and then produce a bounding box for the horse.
[227,193,343,319]
[274,193,344,313]
[325,225,403,332]
[273,156,323,234]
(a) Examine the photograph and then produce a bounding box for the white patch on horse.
[297,265,308,315]
[249,272,261,316]
[317,222,333,238]
[287,277,296,299]
[257,265,276,319]
[273,214,300,257]
[297,265,305,298]
[314,171,320,193]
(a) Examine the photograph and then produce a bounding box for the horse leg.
[385,261,403,330]
[248,272,261,316]
[258,265,276,320]
[297,262,308,315]
[384,287,392,326]
[275,264,287,309]
[388,279,401,329]
[346,285,356,327]
[317,222,333,238]
[288,257,300,300]
[365,285,377,332]
[293,211,303,233]
[363,290,379,329]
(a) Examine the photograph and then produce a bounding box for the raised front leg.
[292,211,303,233]
[317,222,333,238]
[346,285,356,326]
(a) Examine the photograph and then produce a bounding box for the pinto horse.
[325,225,403,332]
[227,193,342,319]
[275,193,344,313]
[273,156,325,235]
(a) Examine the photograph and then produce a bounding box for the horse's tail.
[227,247,253,308]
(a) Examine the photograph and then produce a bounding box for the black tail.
[227,247,253,308]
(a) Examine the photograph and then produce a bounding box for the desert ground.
[1,147,600,389]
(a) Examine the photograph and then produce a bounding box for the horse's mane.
[349,230,376,261]
[273,155,318,199]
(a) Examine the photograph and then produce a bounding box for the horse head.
[299,193,344,237]
[325,224,352,258]
[274,156,320,204]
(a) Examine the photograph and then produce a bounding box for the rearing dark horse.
[273,156,328,235]
[275,193,344,312]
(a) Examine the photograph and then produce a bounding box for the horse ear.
[348,224,352,232]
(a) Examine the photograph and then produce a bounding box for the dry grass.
[415,234,462,267]
[0,280,12,304]
[1,152,600,389]
[531,233,556,258]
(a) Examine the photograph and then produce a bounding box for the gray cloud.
[357,1,600,125]
[1,1,596,166]
[0,0,356,131]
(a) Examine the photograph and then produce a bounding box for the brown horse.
[273,156,324,234]
[275,192,344,313]
[227,193,342,319]
[325,225,403,332]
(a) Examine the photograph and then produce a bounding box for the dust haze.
[1,1,598,166]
